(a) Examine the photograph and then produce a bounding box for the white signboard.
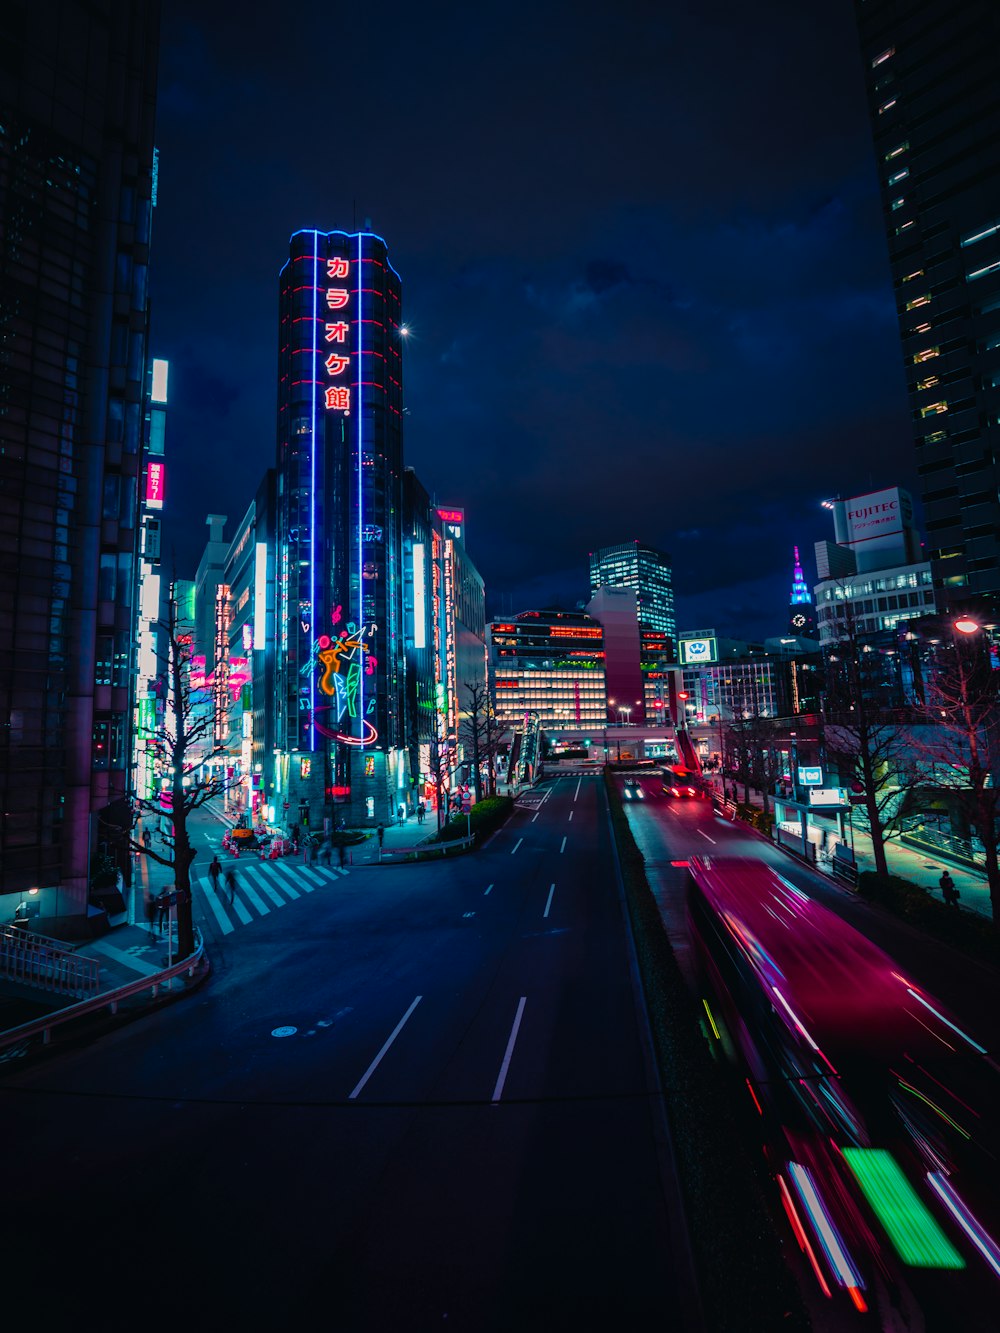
[845,486,912,553]
[809,787,845,806]
[680,636,717,666]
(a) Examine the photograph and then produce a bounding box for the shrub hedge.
[857,870,998,966]
[431,795,514,843]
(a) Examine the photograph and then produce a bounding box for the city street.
[618,770,1000,1331]
[2,778,697,1331]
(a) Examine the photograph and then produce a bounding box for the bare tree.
[119,591,233,959]
[909,628,1000,928]
[459,678,504,800]
[822,598,915,879]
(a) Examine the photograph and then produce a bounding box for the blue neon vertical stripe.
[357,232,364,733]
[310,233,318,749]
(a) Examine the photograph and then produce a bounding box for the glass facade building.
[589,540,675,642]
[853,0,1000,597]
[0,1,160,914]
[274,230,406,826]
[490,611,606,731]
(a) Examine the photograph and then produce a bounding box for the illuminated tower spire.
[788,546,816,636]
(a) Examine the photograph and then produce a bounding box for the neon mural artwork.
[301,617,378,747]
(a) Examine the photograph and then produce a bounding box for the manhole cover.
[271,1025,297,1038]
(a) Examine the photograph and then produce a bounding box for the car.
[664,782,699,798]
[622,780,646,800]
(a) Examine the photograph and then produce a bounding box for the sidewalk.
[0,819,209,1049]
[706,775,994,918]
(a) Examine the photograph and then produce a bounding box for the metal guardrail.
[0,929,206,1056]
[379,834,476,862]
[0,925,100,1000]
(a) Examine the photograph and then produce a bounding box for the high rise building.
[402,477,486,818]
[0,2,160,918]
[589,540,675,642]
[274,229,407,827]
[812,486,935,644]
[853,0,1000,599]
[222,471,276,824]
[787,546,817,637]
[489,611,606,733]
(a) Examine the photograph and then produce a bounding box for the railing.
[0,925,100,1000]
[379,834,476,862]
[0,930,206,1056]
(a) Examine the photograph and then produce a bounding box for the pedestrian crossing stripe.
[192,859,350,937]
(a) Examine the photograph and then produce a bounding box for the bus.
[686,856,1000,1325]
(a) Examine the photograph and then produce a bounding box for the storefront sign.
[324,256,352,415]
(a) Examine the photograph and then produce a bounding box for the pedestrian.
[142,828,152,850]
[417,802,425,825]
[337,841,346,869]
[155,888,170,930]
[224,867,237,905]
[320,838,332,867]
[939,871,960,907]
[209,855,222,893]
[144,890,157,937]
[377,823,385,848]
[398,804,405,827]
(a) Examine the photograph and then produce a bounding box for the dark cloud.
[153,0,913,640]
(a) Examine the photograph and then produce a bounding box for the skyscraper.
[274,229,407,826]
[853,0,1000,600]
[589,540,675,642]
[0,2,160,916]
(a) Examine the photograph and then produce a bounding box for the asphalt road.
[619,772,1000,1332]
[622,775,1000,1052]
[2,778,697,1332]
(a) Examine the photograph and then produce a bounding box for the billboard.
[844,486,912,552]
[680,636,717,666]
[146,460,165,509]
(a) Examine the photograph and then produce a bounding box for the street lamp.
[954,616,980,635]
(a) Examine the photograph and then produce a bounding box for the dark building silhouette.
[853,0,1000,600]
[0,2,160,916]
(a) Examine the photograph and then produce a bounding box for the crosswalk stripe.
[197,876,235,934]
[236,874,270,915]
[296,866,327,887]
[270,860,314,893]
[261,864,301,898]
[241,864,286,906]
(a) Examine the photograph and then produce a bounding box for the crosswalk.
[193,856,351,936]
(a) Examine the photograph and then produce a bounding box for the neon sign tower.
[275,230,406,825]
[788,545,816,637]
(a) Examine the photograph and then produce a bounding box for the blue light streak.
[310,232,318,749]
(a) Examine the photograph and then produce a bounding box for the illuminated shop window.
[916,376,939,390]
[913,347,939,363]
[884,141,909,161]
[871,46,895,67]
[905,295,931,310]
[920,401,948,417]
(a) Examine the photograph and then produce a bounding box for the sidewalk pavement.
[706,775,993,918]
[2,806,449,1043]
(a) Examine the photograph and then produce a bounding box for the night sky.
[151,0,915,640]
